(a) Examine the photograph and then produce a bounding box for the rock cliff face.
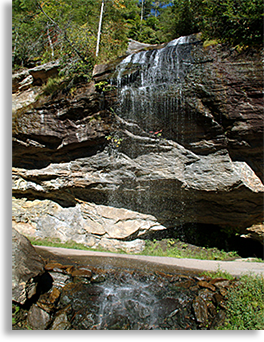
[12,36,264,252]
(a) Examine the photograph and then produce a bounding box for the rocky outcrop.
[126,38,166,55]
[12,61,59,93]
[243,224,264,244]
[12,61,60,113]
[12,198,165,253]
[12,80,116,169]
[12,35,264,250]
[12,228,45,304]
[12,139,264,230]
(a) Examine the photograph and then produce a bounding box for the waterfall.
[112,35,196,141]
[107,35,199,231]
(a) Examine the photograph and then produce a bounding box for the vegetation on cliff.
[13,0,263,78]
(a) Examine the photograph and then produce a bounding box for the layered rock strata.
[12,36,264,250]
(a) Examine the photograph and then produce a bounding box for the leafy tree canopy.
[12,0,263,76]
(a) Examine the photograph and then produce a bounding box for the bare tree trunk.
[13,30,19,60]
[96,0,104,57]
[37,2,87,64]
[141,0,144,21]
[46,25,54,58]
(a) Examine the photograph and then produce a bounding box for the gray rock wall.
[12,36,264,249]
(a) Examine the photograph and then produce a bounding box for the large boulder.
[12,228,45,304]
[12,198,165,253]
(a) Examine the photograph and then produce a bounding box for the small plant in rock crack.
[149,129,163,138]
[95,81,116,93]
[105,134,123,148]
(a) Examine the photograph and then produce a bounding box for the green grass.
[41,76,66,96]
[28,236,90,250]
[200,266,235,281]
[28,236,120,253]
[218,274,264,330]
[29,236,263,263]
[29,236,243,261]
[203,39,219,48]
[138,239,240,261]
[198,269,264,329]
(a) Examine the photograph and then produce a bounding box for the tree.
[158,0,201,41]
[198,0,263,46]
[160,0,263,46]
[96,0,105,57]
[13,0,262,74]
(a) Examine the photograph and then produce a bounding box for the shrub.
[220,274,264,330]
[41,76,66,95]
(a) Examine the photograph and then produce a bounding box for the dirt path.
[35,245,264,277]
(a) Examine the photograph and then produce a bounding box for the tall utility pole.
[96,0,104,57]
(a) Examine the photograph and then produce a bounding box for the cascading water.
[108,35,199,232]
[112,35,196,140]
[96,274,159,329]
[59,268,206,330]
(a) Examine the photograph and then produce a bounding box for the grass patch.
[29,237,241,261]
[29,236,91,251]
[219,273,264,330]
[139,239,240,261]
[41,76,67,96]
[200,266,235,281]
[198,269,264,329]
[203,39,219,48]
[29,236,263,263]
[28,236,119,253]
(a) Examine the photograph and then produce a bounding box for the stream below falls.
[13,249,234,330]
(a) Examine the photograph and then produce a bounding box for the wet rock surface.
[12,254,235,330]
[12,35,264,250]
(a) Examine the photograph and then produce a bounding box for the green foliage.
[12,305,20,325]
[159,0,263,46]
[41,76,66,95]
[198,0,263,46]
[127,14,163,44]
[139,239,240,260]
[159,0,200,41]
[12,0,176,71]
[219,274,264,330]
[95,81,108,91]
[28,236,91,250]
[95,81,116,92]
[13,0,263,76]
[105,134,123,148]
[200,266,235,280]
